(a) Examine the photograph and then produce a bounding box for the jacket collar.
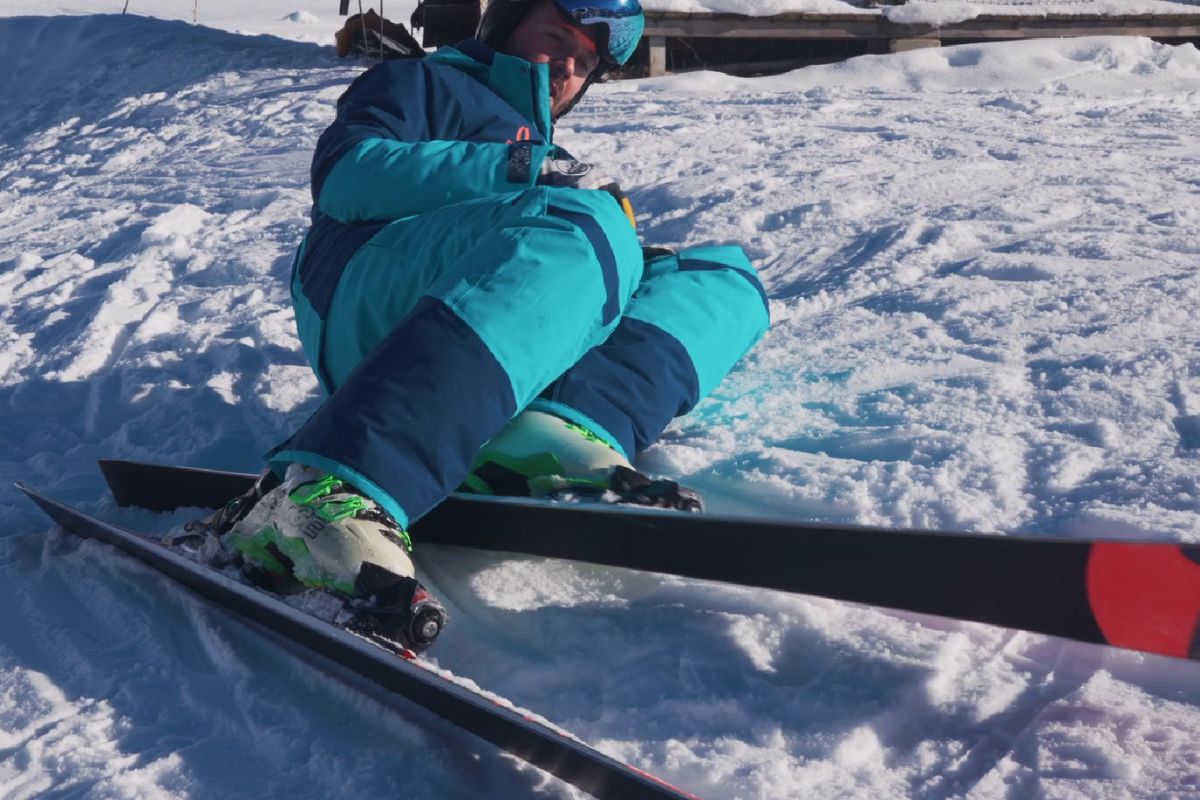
[430,40,554,143]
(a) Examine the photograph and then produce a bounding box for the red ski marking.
[626,765,703,800]
[1087,542,1200,659]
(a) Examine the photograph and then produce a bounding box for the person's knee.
[528,186,644,318]
[677,244,771,337]
[539,186,639,255]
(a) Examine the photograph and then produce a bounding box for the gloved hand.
[538,158,637,229]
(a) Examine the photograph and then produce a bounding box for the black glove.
[538,158,636,229]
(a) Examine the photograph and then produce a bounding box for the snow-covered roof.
[643,0,1200,19]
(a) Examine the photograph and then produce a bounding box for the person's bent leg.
[470,244,770,494]
[550,244,769,457]
[270,186,644,528]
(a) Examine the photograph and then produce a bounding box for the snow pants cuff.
[267,296,518,530]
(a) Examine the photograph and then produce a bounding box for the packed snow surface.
[2,2,1200,799]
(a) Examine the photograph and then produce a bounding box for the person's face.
[502,1,601,117]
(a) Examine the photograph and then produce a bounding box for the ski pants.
[272,186,770,529]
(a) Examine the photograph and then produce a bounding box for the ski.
[15,481,698,800]
[98,458,1200,662]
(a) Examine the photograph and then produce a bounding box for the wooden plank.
[694,56,846,75]
[890,37,941,53]
[934,14,1200,40]
[643,11,1200,41]
[644,17,882,39]
[648,35,667,77]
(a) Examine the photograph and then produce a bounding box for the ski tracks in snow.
[0,16,337,526]
[3,13,1200,800]
[557,46,1200,795]
[577,51,1200,541]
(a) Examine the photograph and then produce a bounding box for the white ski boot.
[218,463,446,652]
[463,409,704,512]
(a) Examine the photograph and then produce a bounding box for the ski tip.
[14,480,62,508]
[96,458,258,511]
[13,481,66,527]
[1087,541,1200,661]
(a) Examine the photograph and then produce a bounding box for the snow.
[3,2,1200,799]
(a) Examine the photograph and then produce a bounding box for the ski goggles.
[552,0,645,67]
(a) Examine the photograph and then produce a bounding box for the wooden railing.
[641,10,1200,75]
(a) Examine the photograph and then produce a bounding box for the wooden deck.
[641,10,1200,75]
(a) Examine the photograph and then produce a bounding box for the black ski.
[15,482,699,800]
[98,458,1200,662]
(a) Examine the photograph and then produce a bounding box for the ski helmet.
[477,0,645,77]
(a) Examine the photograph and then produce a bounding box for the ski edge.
[15,480,702,800]
[97,458,1177,546]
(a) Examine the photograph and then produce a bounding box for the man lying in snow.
[216,0,770,650]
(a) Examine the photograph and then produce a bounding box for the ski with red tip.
[96,458,1200,662]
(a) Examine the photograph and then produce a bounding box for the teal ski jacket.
[313,41,558,225]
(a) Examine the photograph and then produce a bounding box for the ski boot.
[181,464,446,653]
[462,409,704,512]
